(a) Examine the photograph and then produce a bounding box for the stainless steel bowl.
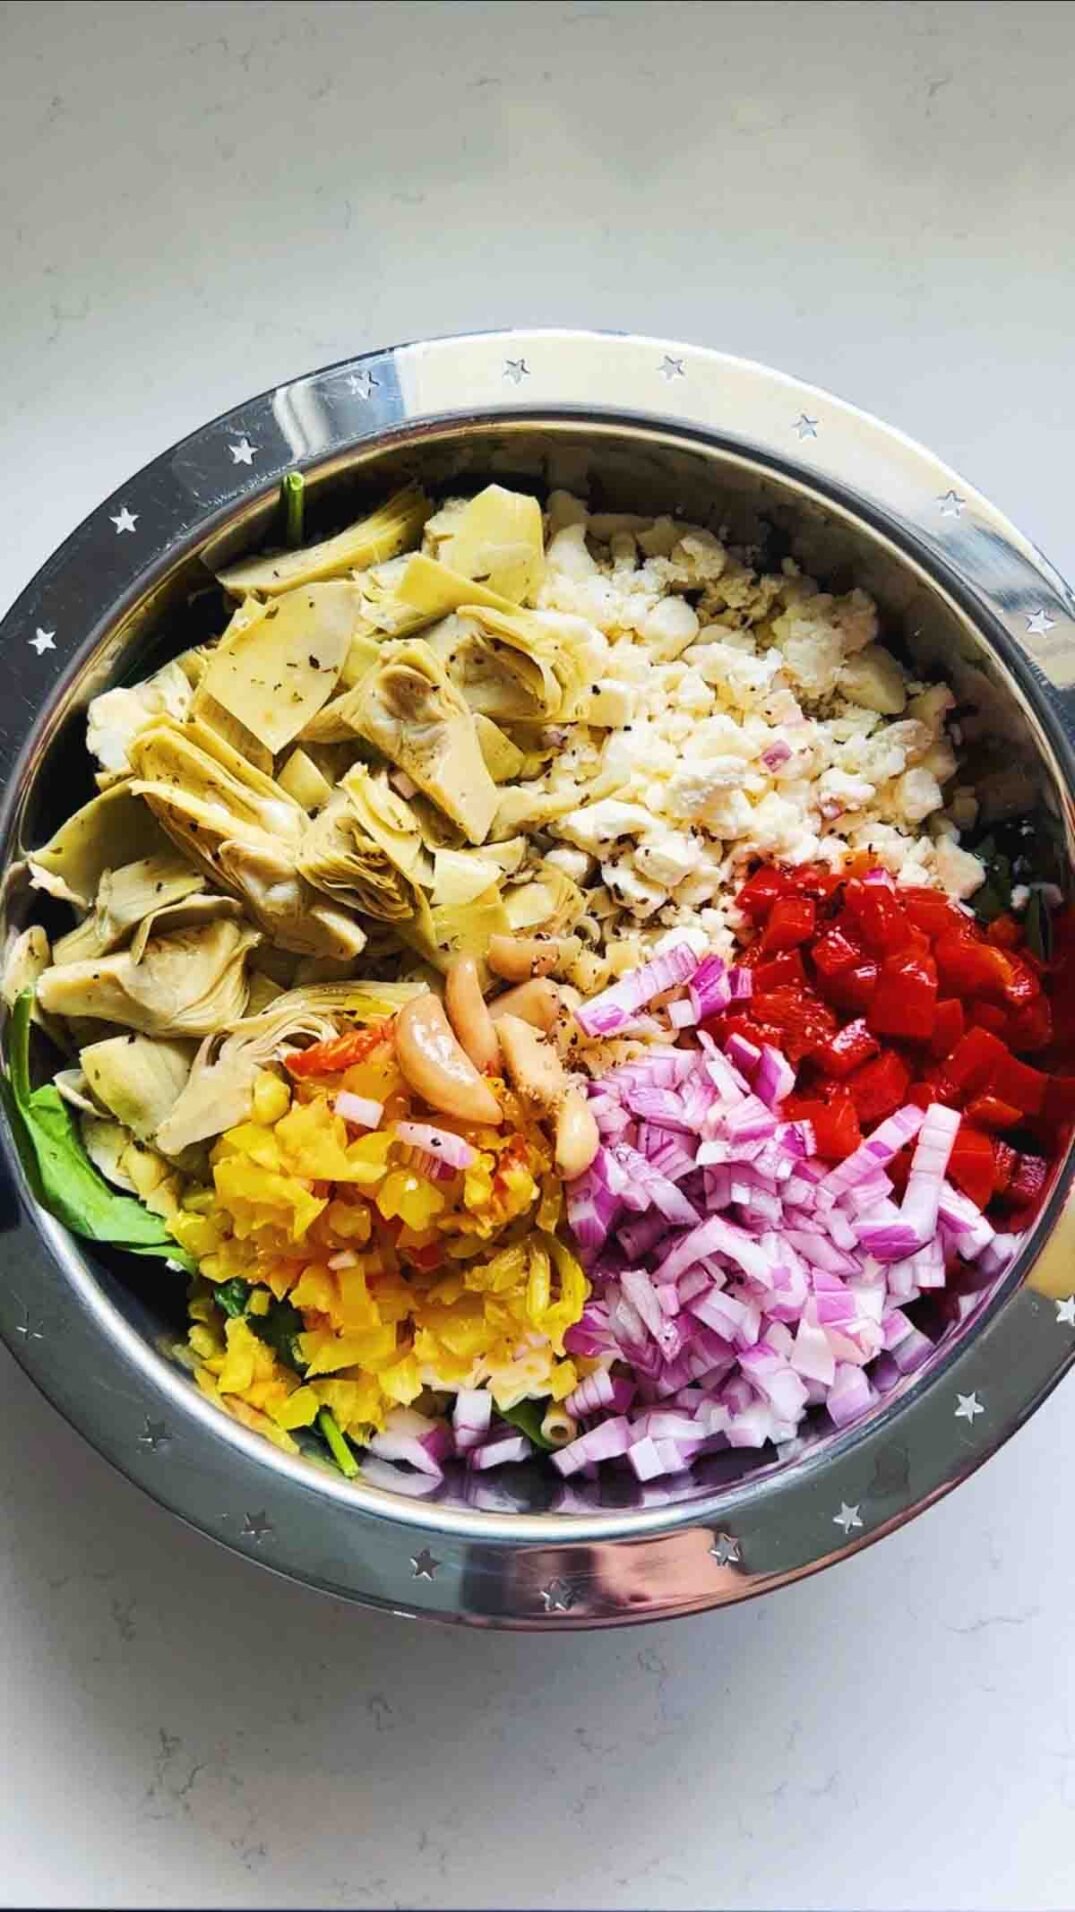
[2,328,1074,1628]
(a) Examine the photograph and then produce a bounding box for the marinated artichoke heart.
[1,925,51,1007]
[338,639,498,845]
[52,854,205,965]
[216,485,430,598]
[86,659,194,780]
[36,919,261,1037]
[156,979,423,1154]
[80,1032,194,1143]
[28,786,171,911]
[200,579,358,754]
[504,861,586,935]
[437,484,545,604]
[79,1115,183,1218]
[425,604,594,725]
[215,837,368,961]
[130,717,304,850]
[299,766,430,922]
[474,713,525,784]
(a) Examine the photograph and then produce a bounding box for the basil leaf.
[3,991,194,1270]
[498,1397,555,1451]
[249,1296,305,1371]
[214,1277,251,1319]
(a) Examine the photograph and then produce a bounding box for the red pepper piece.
[992,1140,1018,1196]
[944,1026,1008,1097]
[968,1001,1010,1039]
[784,1089,861,1160]
[737,866,792,922]
[1005,1151,1050,1211]
[286,1020,391,1077]
[908,1080,943,1110]
[1044,1076,1075,1127]
[747,986,838,1063]
[929,998,965,1060]
[988,1051,1047,1116]
[887,1143,913,1196]
[810,1017,880,1079]
[846,1049,911,1126]
[844,879,913,956]
[751,948,807,991]
[810,928,863,979]
[963,1093,1023,1131]
[1005,996,1052,1051]
[934,931,1015,1001]
[761,895,816,953]
[948,1128,996,1209]
[901,887,962,937]
[1002,953,1042,1009]
[866,949,939,1041]
[986,913,1022,950]
[817,958,880,1014]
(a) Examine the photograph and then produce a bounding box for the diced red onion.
[469,1433,533,1470]
[396,1121,476,1171]
[335,1091,384,1129]
[575,940,700,1037]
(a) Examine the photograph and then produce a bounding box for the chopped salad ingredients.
[4,474,1070,1486]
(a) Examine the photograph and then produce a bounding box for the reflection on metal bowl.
[1,329,1073,1627]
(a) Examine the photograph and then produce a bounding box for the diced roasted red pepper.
[943,1026,1008,1097]
[1006,995,1053,1051]
[761,895,816,953]
[929,998,965,1060]
[810,928,863,979]
[866,949,939,1041]
[908,1080,943,1110]
[963,1094,1023,1132]
[900,887,962,938]
[968,1001,1010,1039]
[785,1088,862,1160]
[843,878,913,956]
[985,913,1022,950]
[817,958,880,1014]
[948,1127,996,1209]
[992,1140,1018,1196]
[887,1143,913,1196]
[845,1049,911,1126]
[286,1020,391,1077]
[810,1017,880,1079]
[737,866,792,922]
[1001,953,1042,1009]
[751,948,807,991]
[1005,1151,1050,1211]
[988,1051,1047,1116]
[934,931,1015,1001]
[747,986,837,1062]
[1043,1076,1075,1128]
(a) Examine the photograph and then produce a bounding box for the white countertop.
[3,4,1075,1906]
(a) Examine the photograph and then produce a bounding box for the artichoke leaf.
[2,926,51,1006]
[277,747,334,812]
[454,605,594,721]
[80,1115,139,1192]
[424,613,553,722]
[343,639,498,844]
[439,485,545,603]
[216,485,430,598]
[28,786,170,911]
[51,854,207,967]
[431,847,506,910]
[201,580,359,754]
[128,892,243,963]
[36,919,260,1037]
[53,1068,103,1117]
[190,686,274,775]
[156,978,423,1153]
[488,783,580,839]
[298,770,429,923]
[80,1033,194,1143]
[130,717,304,844]
[474,713,525,783]
[505,862,586,934]
[86,660,194,780]
[404,882,513,972]
[214,837,368,961]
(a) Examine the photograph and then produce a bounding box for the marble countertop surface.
[2,3,1074,1905]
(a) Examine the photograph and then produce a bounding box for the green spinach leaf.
[4,991,194,1270]
[498,1397,555,1452]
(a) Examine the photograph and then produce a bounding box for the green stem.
[281,470,305,548]
[317,1407,359,1478]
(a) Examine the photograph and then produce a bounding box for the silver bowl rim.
[1,325,1074,1628]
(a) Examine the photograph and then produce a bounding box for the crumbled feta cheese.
[933,835,986,900]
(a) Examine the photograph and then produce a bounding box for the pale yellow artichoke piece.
[36,919,260,1037]
[201,580,360,754]
[86,660,194,779]
[80,1033,195,1143]
[52,854,204,966]
[439,486,545,604]
[130,717,304,844]
[28,786,170,910]
[344,639,498,844]
[474,713,525,783]
[413,883,513,970]
[505,862,586,934]
[424,612,552,722]
[214,837,368,961]
[1,925,51,1006]
[394,551,519,620]
[488,784,580,839]
[456,605,594,720]
[156,979,423,1153]
[298,769,429,922]
[80,1115,140,1192]
[190,686,274,775]
[53,1068,102,1116]
[128,892,243,963]
[216,485,430,597]
[431,847,507,910]
[337,631,384,692]
[278,748,334,812]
